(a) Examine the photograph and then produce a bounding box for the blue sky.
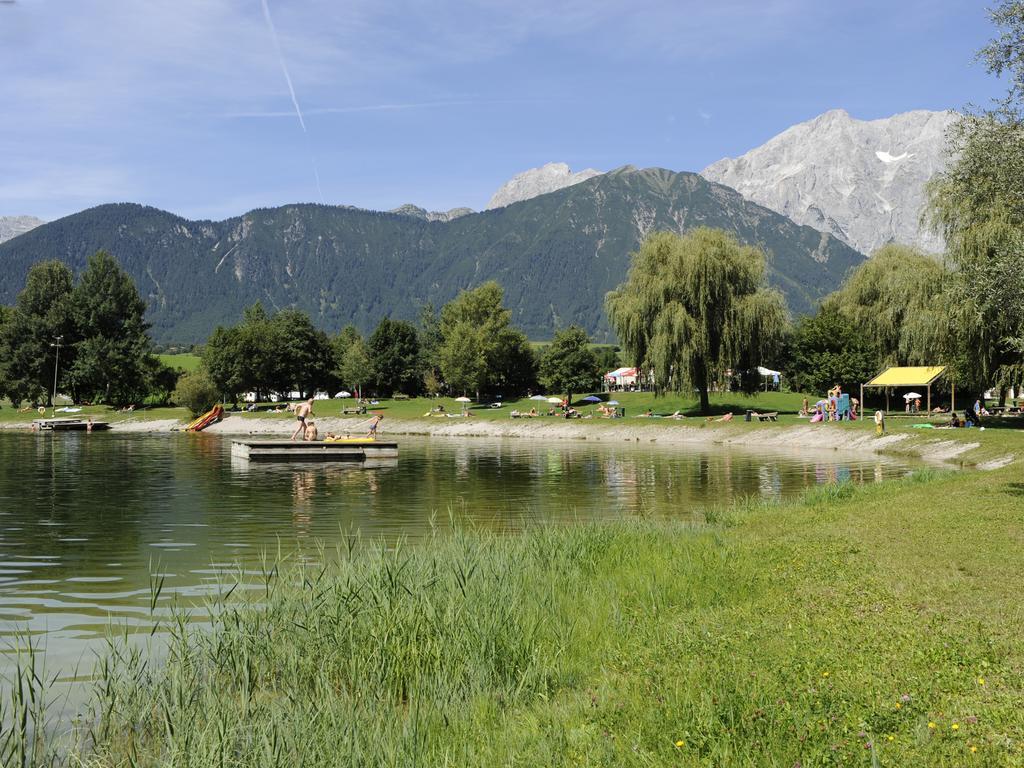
[0,0,1004,221]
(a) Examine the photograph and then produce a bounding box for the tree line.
[0,252,173,407]
[173,281,622,414]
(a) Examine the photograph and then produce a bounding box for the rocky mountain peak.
[701,109,956,255]
[486,162,603,209]
[0,215,45,244]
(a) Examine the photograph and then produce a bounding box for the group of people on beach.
[289,398,382,441]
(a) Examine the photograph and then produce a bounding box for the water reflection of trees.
[0,431,911,667]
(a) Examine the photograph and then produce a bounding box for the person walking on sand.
[366,413,383,438]
[291,398,314,440]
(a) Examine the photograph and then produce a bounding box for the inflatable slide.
[185,404,224,432]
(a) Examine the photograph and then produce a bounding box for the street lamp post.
[50,335,63,416]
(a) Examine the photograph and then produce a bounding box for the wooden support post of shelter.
[862,366,949,415]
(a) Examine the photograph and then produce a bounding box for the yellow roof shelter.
[862,365,953,414]
[865,366,947,388]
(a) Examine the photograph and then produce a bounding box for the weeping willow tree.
[827,244,949,368]
[605,228,787,414]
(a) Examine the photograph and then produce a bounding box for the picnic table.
[342,405,367,415]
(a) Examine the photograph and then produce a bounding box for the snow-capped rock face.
[486,162,603,210]
[0,216,45,244]
[701,109,957,255]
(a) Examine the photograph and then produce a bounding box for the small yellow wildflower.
[888,735,895,742]
[821,671,830,678]
[971,745,978,753]
[675,740,684,748]
[895,702,902,710]
[928,722,937,730]
[952,723,960,731]
[978,677,986,686]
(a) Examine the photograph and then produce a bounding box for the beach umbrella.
[607,400,619,406]
[581,395,601,403]
[529,395,548,401]
[903,392,923,400]
[547,397,563,404]
[455,396,472,403]
[335,391,351,398]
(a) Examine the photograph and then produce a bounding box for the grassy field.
[156,352,202,372]
[245,390,811,420]
[12,459,1024,766]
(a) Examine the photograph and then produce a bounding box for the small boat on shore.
[32,417,110,432]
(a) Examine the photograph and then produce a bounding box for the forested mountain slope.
[0,166,865,343]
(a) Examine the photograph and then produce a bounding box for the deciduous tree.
[605,229,787,414]
[539,326,601,404]
[368,317,421,396]
[828,244,948,368]
[784,304,879,396]
[438,282,537,399]
[67,251,154,405]
[0,261,76,405]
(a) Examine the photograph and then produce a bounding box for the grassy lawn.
[0,401,190,425]
[157,352,202,372]
[27,460,1024,765]
[239,390,810,421]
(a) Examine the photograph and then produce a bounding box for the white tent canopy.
[605,367,637,380]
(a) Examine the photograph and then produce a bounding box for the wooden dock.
[231,439,398,462]
[32,418,111,432]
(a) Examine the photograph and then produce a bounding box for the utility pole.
[50,335,63,416]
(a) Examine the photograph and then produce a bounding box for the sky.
[0,0,1006,221]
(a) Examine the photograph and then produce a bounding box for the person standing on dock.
[291,398,314,440]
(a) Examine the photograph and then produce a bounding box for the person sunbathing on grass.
[715,412,733,422]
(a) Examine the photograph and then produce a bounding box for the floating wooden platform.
[33,418,111,432]
[231,439,398,462]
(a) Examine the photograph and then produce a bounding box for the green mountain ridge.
[0,166,865,343]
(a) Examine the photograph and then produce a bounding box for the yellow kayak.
[324,437,376,444]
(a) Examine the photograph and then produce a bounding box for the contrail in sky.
[259,0,324,203]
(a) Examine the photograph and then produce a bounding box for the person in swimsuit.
[291,398,314,440]
[366,413,383,438]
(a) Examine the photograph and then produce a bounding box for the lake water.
[0,431,918,677]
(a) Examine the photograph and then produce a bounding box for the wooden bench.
[342,406,367,415]
[393,394,410,401]
[753,411,778,422]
